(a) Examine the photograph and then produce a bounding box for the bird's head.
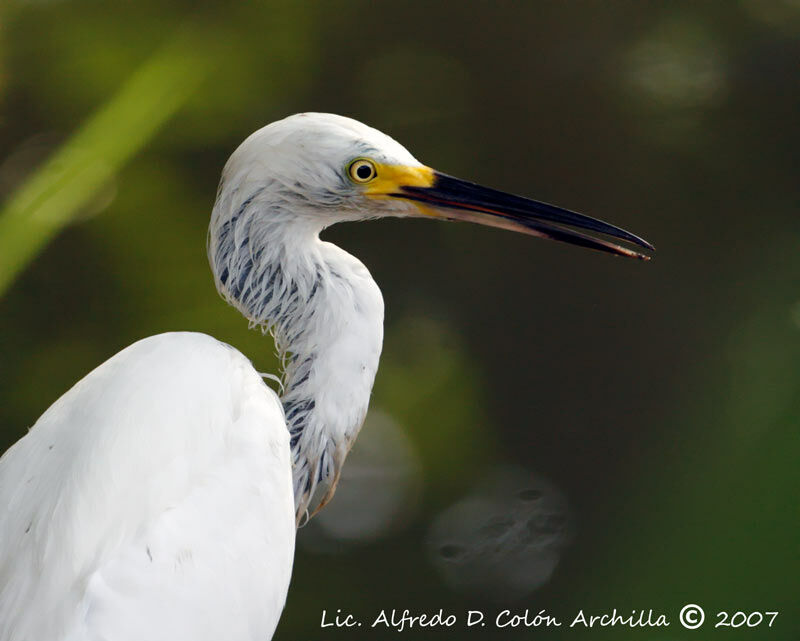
[211,112,654,258]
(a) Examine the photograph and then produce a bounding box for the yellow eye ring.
[348,158,377,183]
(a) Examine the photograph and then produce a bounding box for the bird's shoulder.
[1,331,287,479]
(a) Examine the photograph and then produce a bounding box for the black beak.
[394,172,654,260]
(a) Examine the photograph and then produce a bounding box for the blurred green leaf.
[0,27,213,295]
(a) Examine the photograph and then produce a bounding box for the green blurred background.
[1,1,798,639]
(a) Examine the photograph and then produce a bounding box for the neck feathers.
[209,192,384,523]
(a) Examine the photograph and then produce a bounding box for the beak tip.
[621,249,651,261]
[628,234,655,253]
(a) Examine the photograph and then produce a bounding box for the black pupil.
[356,163,373,180]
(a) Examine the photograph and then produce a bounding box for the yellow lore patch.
[364,163,435,197]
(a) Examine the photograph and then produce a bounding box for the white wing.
[0,332,295,641]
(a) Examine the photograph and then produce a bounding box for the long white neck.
[209,202,384,524]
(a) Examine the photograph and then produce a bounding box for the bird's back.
[0,332,295,641]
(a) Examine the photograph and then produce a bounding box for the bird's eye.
[348,158,377,183]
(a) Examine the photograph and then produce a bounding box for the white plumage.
[0,113,651,640]
[0,333,294,640]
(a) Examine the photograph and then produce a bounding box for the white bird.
[0,113,652,641]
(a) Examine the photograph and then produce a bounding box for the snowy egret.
[0,113,652,640]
